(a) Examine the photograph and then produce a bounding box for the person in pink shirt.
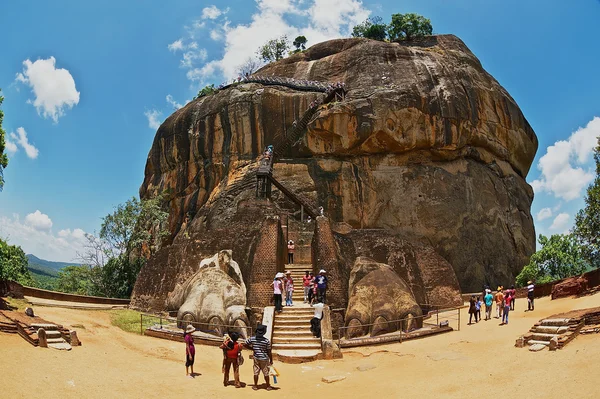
[502,290,512,325]
[302,271,312,303]
[184,325,196,378]
[285,271,294,306]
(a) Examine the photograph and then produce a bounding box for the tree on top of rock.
[351,16,388,41]
[574,136,600,268]
[258,35,290,63]
[292,36,308,53]
[387,13,433,41]
[0,89,8,191]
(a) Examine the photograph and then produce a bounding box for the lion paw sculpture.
[166,250,249,338]
[345,257,423,338]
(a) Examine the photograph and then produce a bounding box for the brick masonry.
[312,216,347,309]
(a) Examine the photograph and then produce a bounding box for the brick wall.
[248,216,284,307]
[312,216,347,308]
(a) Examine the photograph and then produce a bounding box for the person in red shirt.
[220,332,243,388]
[502,291,512,325]
[184,325,196,378]
[302,271,312,303]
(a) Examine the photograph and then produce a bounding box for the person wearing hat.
[526,281,535,311]
[245,324,273,391]
[220,332,242,388]
[494,287,504,319]
[316,269,328,304]
[287,240,295,264]
[272,273,284,313]
[184,324,196,378]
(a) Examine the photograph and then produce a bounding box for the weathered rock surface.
[345,257,423,338]
[133,34,537,308]
[551,276,589,300]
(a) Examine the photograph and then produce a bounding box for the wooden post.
[301,205,304,222]
[140,313,143,335]
[457,308,461,331]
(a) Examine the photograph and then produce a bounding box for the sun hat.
[185,325,195,334]
[275,272,284,278]
[319,269,326,274]
[285,270,291,275]
[256,324,267,336]
[527,280,532,284]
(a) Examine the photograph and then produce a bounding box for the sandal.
[252,386,259,391]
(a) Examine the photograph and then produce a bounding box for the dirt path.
[1,293,600,399]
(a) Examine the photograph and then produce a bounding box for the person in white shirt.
[310,302,324,338]
[527,281,535,311]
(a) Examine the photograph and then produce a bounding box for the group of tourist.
[184,323,275,390]
[468,281,535,326]
[271,269,328,312]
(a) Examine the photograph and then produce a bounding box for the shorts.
[253,359,270,377]
[186,354,195,367]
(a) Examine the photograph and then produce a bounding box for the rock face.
[551,276,589,300]
[345,257,423,338]
[133,34,537,312]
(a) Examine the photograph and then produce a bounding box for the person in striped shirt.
[245,324,273,391]
[527,281,535,311]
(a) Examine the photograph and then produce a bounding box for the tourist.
[184,324,196,378]
[287,240,295,264]
[245,324,273,391]
[527,281,535,311]
[502,290,512,325]
[311,301,324,338]
[306,215,312,223]
[484,289,494,321]
[285,271,294,306]
[272,273,284,313]
[475,296,482,322]
[307,272,315,304]
[510,285,516,310]
[303,271,312,303]
[220,332,242,388]
[318,206,324,216]
[468,295,476,325]
[494,287,504,319]
[317,269,328,304]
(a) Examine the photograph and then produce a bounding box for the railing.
[140,313,253,338]
[336,305,462,347]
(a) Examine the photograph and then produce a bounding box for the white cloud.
[181,48,208,68]
[170,0,371,84]
[144,109,163,130]
[202,5,229,20]
[166,94,183,110]
[531,117,600,201]
[5,137,18,154]
[536,208,553,222]
[549,213,571,233]
[168,39,185,52]
[8,127,39,159]
[0,214,88,263]
[25,210,53,231]
[15,57,80,123]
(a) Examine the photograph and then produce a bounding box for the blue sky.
[1,0,599,262]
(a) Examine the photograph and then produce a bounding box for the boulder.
[70,331,81,346]
[345,257,423,338]
[37,328,47,348]
[25,307,34,317]
[551,276,589,299]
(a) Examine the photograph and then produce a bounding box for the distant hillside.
[26,254,82,272]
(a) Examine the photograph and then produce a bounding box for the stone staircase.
[272,303,321,362]
[518,318,583,351]
[34,323,73,350]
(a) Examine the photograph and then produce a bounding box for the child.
[184,325,195,378]
[220,332,242,388]
[475,296,482,323]
[285,271,294,306]
[303,271,312,303]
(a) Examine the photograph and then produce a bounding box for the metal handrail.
[140,313,253,337]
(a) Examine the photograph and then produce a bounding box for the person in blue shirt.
[316,269,328,304]
[484,290,494,321]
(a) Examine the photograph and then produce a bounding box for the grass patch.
[109,309,156,335]
[4,298,30,311]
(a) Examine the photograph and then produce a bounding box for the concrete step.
[47,338,66,344]
[31,323,59,330]
[531,326,569,334]
[48,342,72,351]
[276,313,314,320]
[277,307,314,313]
[528,340,550,346]
[272,337,321,344]
[46,331,62,339]
[272,343,321,350]
[272,330,314,337]
[273,325,311,332]
[540,318,572,326]
[529,333,561,341]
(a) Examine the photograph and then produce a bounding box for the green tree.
[56,265,93,295]
[387,13,433,41]
[516,234,589,286]
[101,255,146,298]
[574,137,600,268]
[0,89,9,191]
[258,35,290,63]
[292,35,308,52]
[351,16,388,41]
[0,238,33,285]
[194,84,216,100]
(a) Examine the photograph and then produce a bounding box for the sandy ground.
[2,293,600,399]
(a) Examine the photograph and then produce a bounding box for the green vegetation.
[258,35,290,63]
[351,13,433,42]
[516,234,589,286]
[292,35,307,53]
[0,238,33,285]
[194,84,217,100]
[574,136,600,269]
[4,297,29,311]
[0,89,8,191]
[109,309,154,335]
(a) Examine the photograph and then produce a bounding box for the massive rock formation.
[132,34,537,318]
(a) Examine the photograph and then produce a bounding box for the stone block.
[515,336,526,348]
[70,331,81,346]
[322,375,346,383]
[38,328,47,348]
